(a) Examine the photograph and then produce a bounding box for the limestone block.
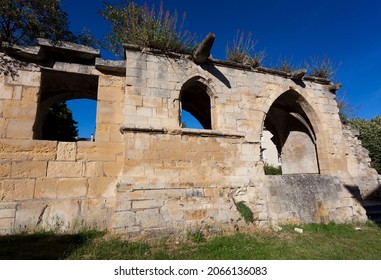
[1,179,35,201]
[115,194,132,211]
[47,161,82,178]
[11,161,47,177]
[0,203,16,218]
[77,142,124,161]
[0,161,11,177]
[98,86,124,102]
[80,199,114,230]
[84,161,104,177]
[34,178,58,199]
[87,177,116,197]
[136,106,152,117]
[0,218,14,230]
[161,204,184,221]
[57,142,77,161]
[135,208,164,228]
[15,200,82,233]
[113,211,136,228]
[6,70,41,87]
[132,199,163,209]
[21,86,40,102]
[126,67,144,78]
[0,139,57,161]
[1,82,15,100]
[103,161,123,177]
[96,100,124,124]
[98,75,125,87]
[57,178,88,198]
[5,118,35,139]
[184,209,208,221]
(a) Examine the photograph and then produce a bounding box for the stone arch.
[33,69,99,140]
[179,76,215,129]
[262,89,322,174]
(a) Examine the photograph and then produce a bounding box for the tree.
[0,0,77,46]
[42,102,78,141]
[100,1,197,57]
[350,116,381,174]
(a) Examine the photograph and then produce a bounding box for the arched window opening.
[180,78,212,129]
[34,69,98,141]
[263,90,319,175]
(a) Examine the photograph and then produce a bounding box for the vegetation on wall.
[226,31,265,67]
[100,1,198,57]
[233,199,253,223]
[264,164,282,175]
[305,56,339,79]
[350,116,381,174]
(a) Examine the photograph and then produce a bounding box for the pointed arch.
[179,76,215,129]
[263,89,321,174]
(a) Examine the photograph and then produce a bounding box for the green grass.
[1,223,381,260]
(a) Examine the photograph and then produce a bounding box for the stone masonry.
[0,39,379,236]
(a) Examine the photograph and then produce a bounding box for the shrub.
[100,1,197,57]
[276,57,297,73]
[306,56,339,79]
[226,30,265,67]
[234,201,253,223]
[188,228,205,243]
[264,164,282,175]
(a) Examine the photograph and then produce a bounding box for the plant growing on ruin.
[276,57,298,73]
[264,163,282,175]
[305,56,339,79]
[350,116,381,174]
[100,1,198,57]
[226,30,265,67]
[233,199,253,223]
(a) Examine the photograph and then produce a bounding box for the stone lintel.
[95,58,126,74]
[37,38,100,60]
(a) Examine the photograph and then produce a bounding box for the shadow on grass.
[0,231,102,260]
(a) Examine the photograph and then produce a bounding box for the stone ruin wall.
[0,41,379,236]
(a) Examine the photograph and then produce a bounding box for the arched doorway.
[263,90,319,174]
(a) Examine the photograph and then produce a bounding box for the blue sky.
[60,0,381,137]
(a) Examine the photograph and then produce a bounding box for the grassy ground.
[1,222,380,260]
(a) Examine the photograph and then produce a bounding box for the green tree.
[100,1,197,57]
[350,116,381,174]
[0,0,77,45]
[42,102,78,141]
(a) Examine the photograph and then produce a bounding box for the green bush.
[100,1,197,56]
[235,201,253,223]
[264,164,282,175]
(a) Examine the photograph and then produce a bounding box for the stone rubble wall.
[340,124,381,199]
[0,59,125,234]
[0,45,378,236]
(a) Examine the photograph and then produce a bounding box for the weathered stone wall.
[0,54,125,234]
[0,42,378,236]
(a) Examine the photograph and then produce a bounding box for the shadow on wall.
[345,184,381,225]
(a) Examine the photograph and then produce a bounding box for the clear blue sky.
[60,0,381,137]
